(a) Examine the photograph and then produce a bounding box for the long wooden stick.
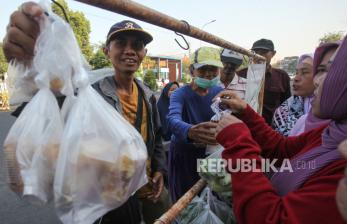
[154,179,207,224]
[74,0,266,61]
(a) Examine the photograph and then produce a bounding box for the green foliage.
[135,70,143,80]
[144,70,158,91]
[182,56,191,76]
[52,0,93,60]
[0,43,8,78]
[180,73,191,84]
[319,31,345,44]
[89,44,111,69]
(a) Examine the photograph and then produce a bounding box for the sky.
[1,0,347,62]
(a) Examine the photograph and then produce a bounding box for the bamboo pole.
[74,0,266,61]
[154,179,207,224]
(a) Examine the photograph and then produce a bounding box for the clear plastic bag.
[177,196,206,223]
[199,148,232,194]
[206,97,230,155]
[3,0,73,205]
[3,82,63,205]
[54,80,148,223]
[6,60,38,106]
[177,187,232,224]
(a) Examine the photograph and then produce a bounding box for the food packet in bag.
[3,77,63,205]
[3,0,77,205]
[54,70,148,224]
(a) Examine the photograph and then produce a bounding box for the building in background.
[276,56,298,77]
[142,55,182,82]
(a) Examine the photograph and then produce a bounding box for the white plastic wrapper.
[54,79,148,224]
[6,61,38,106]
[4,73,63,206]
[177,187,233,224]
[3,0,73,205]
[5,1,148,222]
[206,98,229,155]
[244,63,266,113]
[3,87,63,204]
[50,12,148,223]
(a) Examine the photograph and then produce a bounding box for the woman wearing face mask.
[166,47,223,202]
[213,36,347,223]
[272,54,314,136]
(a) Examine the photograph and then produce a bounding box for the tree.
[135,70,144,81]
[182,55,190,76]
[89,44,112,69]
[180,73,191,84]
[52,0,93,60]
[0,43,8,79]
[144,70,158,91]
[319,31,345,44]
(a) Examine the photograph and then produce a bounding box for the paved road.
[0,112,61,224]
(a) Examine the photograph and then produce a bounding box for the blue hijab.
[157,82,179,141]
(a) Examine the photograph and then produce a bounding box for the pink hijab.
[304,42,340,132]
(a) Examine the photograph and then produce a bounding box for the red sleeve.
[237,105,324,160]
[217,123,346,224]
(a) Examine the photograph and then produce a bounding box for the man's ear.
[144,48,148,57]
[189,64,195,76]
[272,50,277,57]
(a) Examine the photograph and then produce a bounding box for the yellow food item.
[50,78,63,91]
[3,143,23,194]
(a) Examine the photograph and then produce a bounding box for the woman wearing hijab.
[337,139,347,221]
[289,42,340,136]
[157,82,180,144]
[272,54,314,136]
[213,36,347,223]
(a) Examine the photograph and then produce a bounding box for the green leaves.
[0,43,8,78]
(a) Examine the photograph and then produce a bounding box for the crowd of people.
[2,2,347,224]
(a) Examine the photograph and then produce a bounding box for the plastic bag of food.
[3,73,64,205]
[54,64,147,224]
[177,187,231,224]
[3,0,78,205]
[199,148,232,194]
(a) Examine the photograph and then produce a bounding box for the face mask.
[194,76,220,89]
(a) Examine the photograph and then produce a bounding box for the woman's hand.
[214,90,247,115]
[216,113,243,136]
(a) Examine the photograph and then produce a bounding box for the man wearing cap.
[167,47,223,202]
[238,39,291,125]
[220,48,247,99]
[3,3,167,224]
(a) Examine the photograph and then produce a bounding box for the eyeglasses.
[111,38,145,51]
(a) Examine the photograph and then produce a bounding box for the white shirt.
[219,74,247,99]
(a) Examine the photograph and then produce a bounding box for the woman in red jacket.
[214,37,347,224]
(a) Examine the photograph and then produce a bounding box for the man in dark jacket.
[237,38,291,124]
[3,3,167,224]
